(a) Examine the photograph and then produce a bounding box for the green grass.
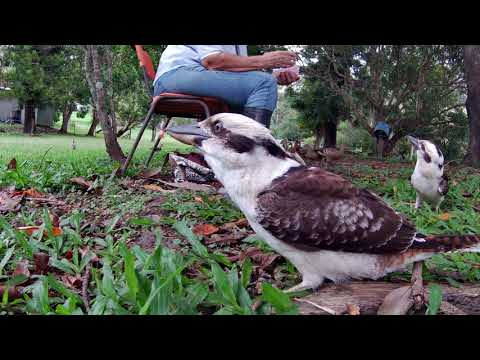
[0,131,190,192]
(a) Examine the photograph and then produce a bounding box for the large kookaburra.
[167,114,480,294]
[408,136,448,211]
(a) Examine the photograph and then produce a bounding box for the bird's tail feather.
[412,234,480,253]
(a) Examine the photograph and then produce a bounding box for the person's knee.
[257,72,277,91]
[256,73,278,105]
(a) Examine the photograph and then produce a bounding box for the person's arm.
[201,51,297,72]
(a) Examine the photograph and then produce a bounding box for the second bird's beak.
[167,124,210,147]
[407,135,420,150]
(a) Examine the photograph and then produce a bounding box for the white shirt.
[154,45,248,85]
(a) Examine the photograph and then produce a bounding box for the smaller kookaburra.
[167,114,479,299]
[408,136,448,211]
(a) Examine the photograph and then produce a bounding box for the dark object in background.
[374,121,392,159]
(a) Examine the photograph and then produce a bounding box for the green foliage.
[286,77,346,137]
[426,283,442,315]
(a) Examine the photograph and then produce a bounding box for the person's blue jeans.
[153,65,278,112]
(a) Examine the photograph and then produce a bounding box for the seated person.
[153,45,300,128]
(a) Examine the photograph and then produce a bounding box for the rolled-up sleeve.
[189,45,224,60]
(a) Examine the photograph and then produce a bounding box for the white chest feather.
[411,165,443,202]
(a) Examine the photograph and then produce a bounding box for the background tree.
[49,46,91,134]
[83,45,125,162]
[300,45,467,155]
[286,77,347,149]
[4,46,53,134]
[463,45,480,168]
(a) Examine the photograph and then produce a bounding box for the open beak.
[407,135,420,150]
[167,124,210,147]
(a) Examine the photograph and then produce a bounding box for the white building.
[0,87,54,126]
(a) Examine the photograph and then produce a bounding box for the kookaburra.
[167,114,480,294]
[408,136,448,211]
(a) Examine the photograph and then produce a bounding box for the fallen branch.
[25,197,66,206]
[296,281,480,315]
[294,298,338,315]
[151,179,216,193]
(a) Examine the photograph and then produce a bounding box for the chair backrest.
[134,45,157,96]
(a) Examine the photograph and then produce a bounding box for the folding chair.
[119,45,230,176]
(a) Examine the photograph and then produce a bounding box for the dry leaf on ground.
[193,223,220,236]
[438,213,451,221]
[7,158,17,170]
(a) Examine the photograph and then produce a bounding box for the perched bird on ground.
[167,114,479,303]
[408,135,448,211]
[71,138,77,150]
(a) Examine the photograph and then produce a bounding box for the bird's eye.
[438,164,443,170]
[421,144,425,151]
[213,121,223,134]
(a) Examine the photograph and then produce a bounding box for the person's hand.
[260,51,297,69]
[275,70,300,85]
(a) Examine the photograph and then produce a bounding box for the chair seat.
[152,93,229,119]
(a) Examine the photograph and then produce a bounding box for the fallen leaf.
[33,253,50,274]
[142,184,167,192]
[65,250,73,260]
[194,196,204,203]
[13,260,30,280]
[462,192,473,198]
[60,274,82,289]
[70,177,93,190]
[438,213,450,221]
[0,286,24,300]
[134,231,157,251]
[240,247,281,271]
[7,158,17,170]
[79,246,101,264]
[220,218,249,231]
[193,223,219,236]
[49,212,60,227]
[0,190,22,213]
[139,168,163,179]
[23,188,44,198]
[204,232,246,245]
[17,225,63,236]
[377,286,413,315]
[346,303,360,315]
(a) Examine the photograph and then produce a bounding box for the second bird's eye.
[213,121,223,134]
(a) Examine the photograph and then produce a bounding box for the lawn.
[1,128,480,315]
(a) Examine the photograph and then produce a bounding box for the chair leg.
[145,117,172,167]
[119,105,156,176]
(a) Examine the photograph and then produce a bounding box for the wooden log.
[295,281,480,315]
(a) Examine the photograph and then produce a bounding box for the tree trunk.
[324,121,337,148]
[314,125,325,150]
[84,45,125,162]
[464,46,480,168]
[59,105,74,134]
[23,100,36,135]
[87,109,99,136]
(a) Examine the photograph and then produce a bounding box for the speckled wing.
[438,175,449,196]
[256,167,417,254]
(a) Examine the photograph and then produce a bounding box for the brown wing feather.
[256,167,417,254]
